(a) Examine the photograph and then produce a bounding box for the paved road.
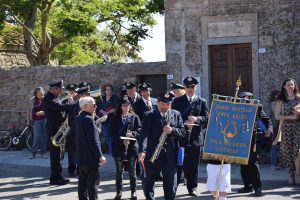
[0,150,299,200]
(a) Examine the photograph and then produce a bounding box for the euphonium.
[52,120,69,147]
[150,113,170,163]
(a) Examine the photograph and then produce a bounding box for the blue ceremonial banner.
[202,95,259,165]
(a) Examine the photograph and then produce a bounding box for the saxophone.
[150,112,170,163]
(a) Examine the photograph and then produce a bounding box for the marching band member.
[109,96,141,200]
[138,91,185,200]
[43,80,74,185]
[125,81,141,111]
[172,77,209,196]
[96,84,119,155]
[237,92,272,196]
[74,96,106,200]
[65,83,78,177]
[134,82,157,121]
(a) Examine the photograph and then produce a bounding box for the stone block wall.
[164,0,300,112]
[0,52,30,67]
[0,62,167,128]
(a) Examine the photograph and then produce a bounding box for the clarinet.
[123,119,132,162]
[187,102,195,147]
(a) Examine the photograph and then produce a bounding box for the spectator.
[275,78,300,185]
[28,87,47,159]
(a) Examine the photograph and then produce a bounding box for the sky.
[138,14,166,62]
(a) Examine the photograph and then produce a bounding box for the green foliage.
[0,0,163,65]
[0,23,23,47]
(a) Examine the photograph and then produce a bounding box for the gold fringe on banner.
[202,153,249,165]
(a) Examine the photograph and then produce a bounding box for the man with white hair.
[74,96,106,200]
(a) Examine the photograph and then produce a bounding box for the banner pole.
[215,159,224,200]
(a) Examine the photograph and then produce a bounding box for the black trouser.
[78,165,100,200]
[142,154,177,200]
[177,145,200,192]
[240,151,261,189]
[114,156,137,193]
[48,135,62,181]
[66,135,76,174]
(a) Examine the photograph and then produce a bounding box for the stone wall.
[0,62,167,128]
[164,0,300,112]
[0,52,30,67]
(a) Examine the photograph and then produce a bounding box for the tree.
[0,0,164,65]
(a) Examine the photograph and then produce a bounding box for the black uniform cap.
[120,95,131,105]
[170,82,185,90]
[76,86,90,95]
[183,77,199,86]
[157,91,175,103]
[238,91,253,99]
[125,81,137,89]
[66,83,78,91]
[49,80,64,88]
[78,81,91,88]
[139,82,152,91]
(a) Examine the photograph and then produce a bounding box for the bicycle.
[0,125,33,151]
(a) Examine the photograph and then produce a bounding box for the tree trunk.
[23,6,39,65]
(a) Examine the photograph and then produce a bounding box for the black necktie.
[122,116,127,124]
[146,100,151,110]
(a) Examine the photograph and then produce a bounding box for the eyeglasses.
[186,85,195,89]
[92,103,97,107]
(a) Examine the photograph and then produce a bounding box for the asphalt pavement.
[0,150,299,200]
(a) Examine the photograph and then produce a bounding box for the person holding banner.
[109,96,141,200]
[138,91,185,200]
[237,92,272,196]
[172,77,209,196]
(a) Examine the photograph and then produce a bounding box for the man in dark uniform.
[74,96,106,200]
[66,85,90,177]
[138,91,186,200]
[237,92,272,196]
[125,81,141,112]
[134,82,157,121]
[43,80,74,185]
[172,77,209,196]
[65,83,78,177]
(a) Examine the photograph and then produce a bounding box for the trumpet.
[150,112,170,163]
[52,120,69,147]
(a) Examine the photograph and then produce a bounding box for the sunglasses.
[186,85,195,89]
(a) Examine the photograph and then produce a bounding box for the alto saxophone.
[150,113,170,163]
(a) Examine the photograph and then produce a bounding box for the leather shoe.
[254,187,262,196]
[237,186,253,193]
[189,189,198,196]
[50,178,69,185]
[131,191,137,200]
[114,191,122,200]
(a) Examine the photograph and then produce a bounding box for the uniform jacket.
[129,93,141,113]
[134,97,157,121]
[139,108,186,167]
[172,95,209,146]
[109,113,141,157]
[74,111,103,167]
[251,104,273,151]
[43,92,73,136]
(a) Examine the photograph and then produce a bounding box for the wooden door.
[139,74,167,98]
[211,44,252,96]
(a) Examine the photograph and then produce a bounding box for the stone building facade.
[164,0,300,109]
[0,62,167,128]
